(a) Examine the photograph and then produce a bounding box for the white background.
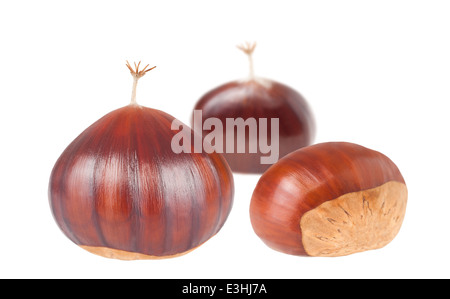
[1,0,449,279]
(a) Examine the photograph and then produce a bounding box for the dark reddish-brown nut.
[250,142,407,257]
[48,62,234,260]
[192,42,315,174]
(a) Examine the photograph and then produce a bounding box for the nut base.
[300,181,407,257]
[79,244,201,260]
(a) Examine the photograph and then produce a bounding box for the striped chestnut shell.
[48,62,234,260]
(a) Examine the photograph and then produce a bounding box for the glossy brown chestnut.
[192,42,315,173]
[48,62,234,260]
[250,142,407,257]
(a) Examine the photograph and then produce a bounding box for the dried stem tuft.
[236,41,256,79]
[236,41,257,56]
[126,60,156,78]
[126,60,156,105]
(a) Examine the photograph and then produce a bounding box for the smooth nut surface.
[300,181,407,257]
[192,79,315,173]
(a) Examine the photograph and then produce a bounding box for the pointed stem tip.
[237,41,256,79]
[236,41,257,56]
[126,60,156,105]
[126,60,156,78]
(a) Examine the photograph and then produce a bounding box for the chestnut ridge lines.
[171,110,280,165]
[49,60,234,260]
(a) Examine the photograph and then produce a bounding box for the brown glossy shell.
[192,79,315,173]
[249,142,406,256]
[49,105,234,258]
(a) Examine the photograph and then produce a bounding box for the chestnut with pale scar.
[249,142,407,257]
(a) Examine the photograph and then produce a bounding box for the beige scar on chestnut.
[300,181,407,257]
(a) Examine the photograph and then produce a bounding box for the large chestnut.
[48,62,234,260]
[250,142,407,257]
[192,42,315,173]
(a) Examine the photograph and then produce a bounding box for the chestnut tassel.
[48,61,234,260]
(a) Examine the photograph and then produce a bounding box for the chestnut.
[192,42,315,173]
[249,142,407,257]
[48,62,234,260]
